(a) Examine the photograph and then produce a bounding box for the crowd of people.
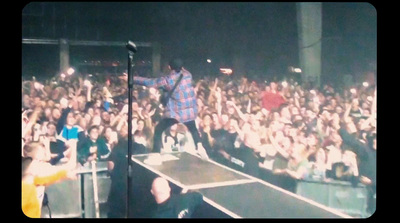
[21,65,376,217]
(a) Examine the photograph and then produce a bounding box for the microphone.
[126,41,137,53]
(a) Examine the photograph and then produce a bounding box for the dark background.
[21,2,377,84]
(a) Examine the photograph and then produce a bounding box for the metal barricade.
[82,166,111,218]
[41,175,82,218]
[296,179,369,218]
[41,161,111,218]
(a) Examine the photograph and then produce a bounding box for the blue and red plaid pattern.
[133,69,198,123]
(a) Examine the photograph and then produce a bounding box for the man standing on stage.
[131,58,208,158]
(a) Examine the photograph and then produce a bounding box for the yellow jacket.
[22,170,67,218]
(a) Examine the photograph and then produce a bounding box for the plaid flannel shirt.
[133,69,198,123]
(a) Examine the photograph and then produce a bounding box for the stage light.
[293,68,302,73]
[207,59,212,63]
[288,66,302,73]
[220,68,233,75]
[67,67,75,75]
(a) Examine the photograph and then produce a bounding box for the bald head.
[151,177,171,204]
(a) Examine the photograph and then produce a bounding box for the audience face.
[89,127,99,141]
[87,107,94,117]
[330,132,343,147]
[137,119,145,132]
[306,134,318,147]
[221,114,229,126]
[202,114,212,127]
[84,113,92,123]
[226,104,235,115]
[120,124,128,138]
[351,98,359,109]
[66,112,76,126]
[211,113,219,124]
[101,111,110,123]
[46,123,56,136]
[94,108,102,116]
[52,108,61,120]
[132,101,139,111]
[272,112,280,121]
[270,82,277,91]
[91,115,102,126]
[335,106,343,114]
[104,127,113,141]
[290,106,300,116]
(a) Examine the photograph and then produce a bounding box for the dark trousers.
[152,118,201,153]
[366,185,376,215]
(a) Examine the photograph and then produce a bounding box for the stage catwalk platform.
[131,151,351,218]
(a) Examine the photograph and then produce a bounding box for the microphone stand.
[126,41,137,218]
